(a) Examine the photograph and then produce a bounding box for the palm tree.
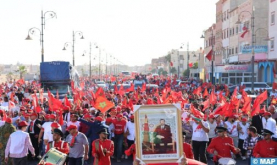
[16,65,27,79]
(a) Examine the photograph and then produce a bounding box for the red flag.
[240,27,249,38]
[193,86,202,95]
[213,102,229,116]
[17,79,25,85]
[209,89,217,105]
[31,93,41,113]
[127,83,134,92]
[114,85,118,94]
[10,93,15,102]
[170,62,173,67]
[64,95,71,107]
[118,85,125,96]
[128,99,134,111]
[122,97,127,106]
[251,90,268,116]
[189,63,193,68]
[95,87,105,97]
[8,101,15,111]
[203,88,208,97]
[94,96,114,113]
[111,76,116,82]
[205,49,212,61]
[202,99,210,112]
[80,81,85,89]
[190,105,204,118]
[241,96,251,114]
[273,82,277,90]
[141,83,146,92]
[58,110,64,126]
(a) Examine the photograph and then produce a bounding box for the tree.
[6,72,13,80]
[170,67,177,74]
[158,68,164,75]
[17,65,27,79]
[183,69,190,77]
[162,70,168,76]
[193,62,198,69]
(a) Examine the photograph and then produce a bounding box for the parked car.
[240,82,271,93]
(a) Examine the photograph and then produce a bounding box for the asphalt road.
[29,158,248,165]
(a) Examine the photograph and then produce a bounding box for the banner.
[242,45,268,54]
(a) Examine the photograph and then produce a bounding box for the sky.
[0,0,218,66]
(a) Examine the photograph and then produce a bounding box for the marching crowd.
[0,75,277,165]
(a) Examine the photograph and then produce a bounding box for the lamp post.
[63,31,84,66]
[25,10,57,62]
[201,28,215,84]
[236,8,255,93]
[82,42,93,77]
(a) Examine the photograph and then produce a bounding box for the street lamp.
[25,10,57,62]
[63,31,84,66]
[201,28,215,84]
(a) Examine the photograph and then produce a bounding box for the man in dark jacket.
[251,109,265,134]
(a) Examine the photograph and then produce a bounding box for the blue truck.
[40,61,79,99]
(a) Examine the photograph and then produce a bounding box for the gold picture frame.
[134,104,183,164]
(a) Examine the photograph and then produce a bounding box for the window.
[232,48,234,55]
[271,12,275,25]
[227,29,229,38]
[233,28,235,35]
[224,12,226,21]
[230,29,232,36]
[271,38,275,50]
[235,47,238,54]
[227,10,229,19]
[236,26,238,34]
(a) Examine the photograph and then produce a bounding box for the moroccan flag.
[58,110,64,126]
[71,81,75,93]
[193,86,202,95]
[189,63,193,68]
[111,76,116,82]
[64,95,71,107]
[114,85,118,94]
[141,83,146,92]
[94,96,114,113]
[203,88,208,97]
[209,89,217,105]
[8,101,15,111]
[240,27,249,38]
[122,97,127,106]
[128,99,134,111]
[213,102,229,116]
[95,87,105,97]
[205,49,212,61]
[190,105,204,118]
[251,90,268,116]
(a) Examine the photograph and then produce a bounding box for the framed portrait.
[134,104,183,164]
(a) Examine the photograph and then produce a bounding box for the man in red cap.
[65,124,89,165]
[0,118,16,165]
[38,114,56,151]
[111,113,127,162]
[263,111,277,141]
[27,112,42,159]
[5,121,35,164]
[92,128,114,165]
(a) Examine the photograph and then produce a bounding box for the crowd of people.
[0,75,277,165]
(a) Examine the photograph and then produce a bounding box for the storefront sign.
[242,45,268,54]
[215,65,252,73]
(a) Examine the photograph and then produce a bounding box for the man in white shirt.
[5,121,35,164]
[263,112,277,142]
[189,115,210,164]
[38,114,56,145]
[125,115,135,150]
[67,114,80,130]
[238,118,250,160]
[224,115,239,147]
[44,122,62,143]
